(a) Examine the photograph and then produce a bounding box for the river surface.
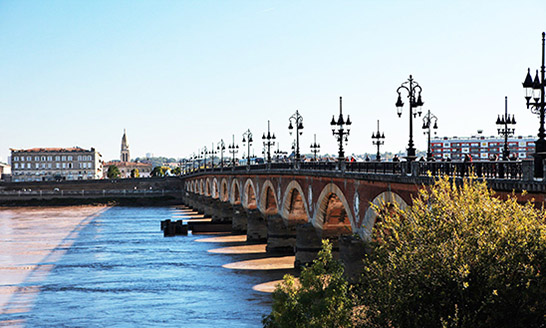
[0,206,293,327]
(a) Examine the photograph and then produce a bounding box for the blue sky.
[1,0,545,161]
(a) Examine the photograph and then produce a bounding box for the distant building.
[103,130,153,178]
[431,135,535,161]
[10,147,103,182]
[0,162,11,181]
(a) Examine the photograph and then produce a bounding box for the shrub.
[263,240,354,328]
[360,175,546,328]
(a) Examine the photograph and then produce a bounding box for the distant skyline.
[1,1,545,162]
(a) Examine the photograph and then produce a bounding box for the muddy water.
[0,206,295,327]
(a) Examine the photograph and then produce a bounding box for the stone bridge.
[181,161,546,269]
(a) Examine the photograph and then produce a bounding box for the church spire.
[121,129,130,162]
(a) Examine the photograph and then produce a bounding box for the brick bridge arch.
[243,178,258,210]
[230,179,241,205]
[313,183,355,236]
[259,180,278,215]
[280,180,310,225]
[220,178,229,202]
[211,178,219,199]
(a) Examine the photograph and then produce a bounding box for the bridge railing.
[414,161,524,180]
[183,160,532,181]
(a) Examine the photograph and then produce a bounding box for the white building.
[10,147,103,182]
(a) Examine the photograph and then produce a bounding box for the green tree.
[263,240,355,328]
[150,166,170,177]
[130,168,139,178]
[172,166,181,176]
[360,175,546,328]
[107,165,121,179]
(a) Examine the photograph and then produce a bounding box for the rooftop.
[10,147,97,153]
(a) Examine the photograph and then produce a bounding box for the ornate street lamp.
[201,146,208,169]
[206,143,217,168]
[310,134,320,161]
[396,75,424,166]
[330,96,351,162]
[217,139,226,168]
[274,143,287,162]
[371,120,385,161]
[228,134,239,167]
[496,96,516,161]
[422,110,438,161]
[522,32,546,178]
[288,110,304,163]
[262,120,276,164]
[242,129,253,167]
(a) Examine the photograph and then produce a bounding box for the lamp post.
[217,139,225,169]
[242,129,253,167]
[496,96,516,161]
[310,134,320,161]
[262,120,276,164]
[371,120,385,161]
[274,143,287,162]
[522,32,546,178]
[396,75,424,167]
[288,110,304,163]
[201,146,208,169]
[422,110,438,161]
[228,134,239,167]
[330,96,352,162]
[206,143,217,169]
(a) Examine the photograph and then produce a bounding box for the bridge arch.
[280,180,310,225]
[313,183,354,236]
[230,179,242,205]
[243,179,258,209]
[259,180,278,215]
[220,178,229,202]
[211,178,219,199]
[360,191,408,241]
[205,178,211,197]
[199,179,204,195]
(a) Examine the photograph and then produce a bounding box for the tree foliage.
[263,240,355,328]
[151,166,170,177]
[172,166,181,176]
[360,175,546,328]
[106,165,120,179]
[264,175,546,328]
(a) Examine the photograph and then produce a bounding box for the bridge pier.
[339,235,370,284]
[294,223,324,268]
[266,214,296,254]
[246,209,267,244]
[211,201,232,223]
[231,204,247,234]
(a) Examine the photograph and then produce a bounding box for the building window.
[27,156,31,161]
[48,163,52,169]
[35,163,39,169]
[47,156,52,161]
[56,163,60,169]
[68,156,73,161]
[68,163,73,168]
[13,156,19,161]
[62,163,66,169]
[14,163,19,169]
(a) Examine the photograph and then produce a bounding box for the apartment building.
[431,135,535,161]
[10,147,103,182]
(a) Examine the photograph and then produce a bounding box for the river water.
[0,206,294,327]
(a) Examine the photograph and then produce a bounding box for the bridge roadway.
[181,160,546,274]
